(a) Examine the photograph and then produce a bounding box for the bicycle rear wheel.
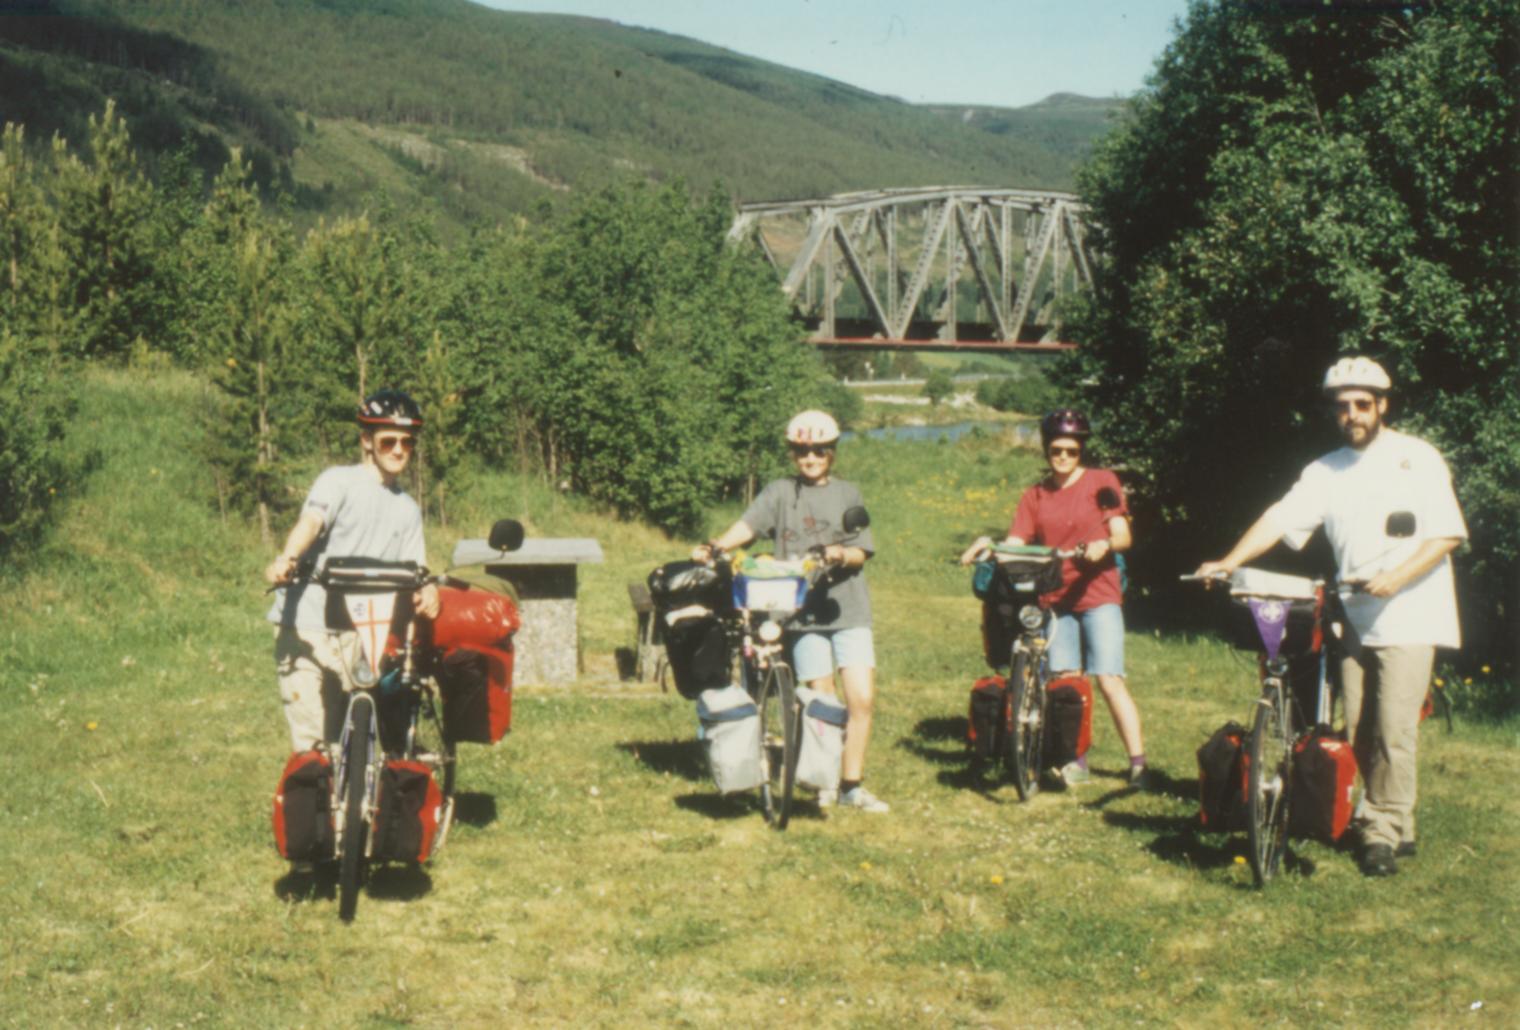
[1004,651,1044,801]
[338,694,374,922]
[1246,687,1294,886]
[757,663,799,830]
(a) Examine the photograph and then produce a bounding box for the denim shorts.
[1047,603,1125,678]
[791,627,875,682]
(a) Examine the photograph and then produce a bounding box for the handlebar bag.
[1196,721,1250,831]
[437,644,513,744]
[1042,675,1093,770]
[371,760,445,863]
[696,685,764,794]
[973,557,1062,602]
[966,676,1009,776]
[272,749,335,862]
[432,585,520,650]
[794,685,847,792]
[663,615,731,700]
[648,561,732,612]
[1288,726,1357,842]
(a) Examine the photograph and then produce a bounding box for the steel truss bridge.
[728,186,1093,351]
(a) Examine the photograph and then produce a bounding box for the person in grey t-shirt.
[694,410,889,814]
[263,390,439,753]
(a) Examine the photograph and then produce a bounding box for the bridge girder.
[729,186,1093,351]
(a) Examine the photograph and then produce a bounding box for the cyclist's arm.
[265,509,325,585]
[1084,516,1131,564]
[1364,537,1461,598]
[693,520,756,561]
[1196,510,1283,577]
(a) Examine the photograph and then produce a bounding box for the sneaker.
[1360,843,1398,878]
[839,786,890,813]
[1127,765,1150,790]
[816,788,838,809]
[1396,840,1418,859]
[1059,761,1091,786]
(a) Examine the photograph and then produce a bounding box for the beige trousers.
[1340,645,1434,850]
[274,627,362,752]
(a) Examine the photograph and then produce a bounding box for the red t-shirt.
[1009,467,1128,612]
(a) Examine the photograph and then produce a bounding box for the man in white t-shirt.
[1197,357,1466,877]
[264,390,440,753]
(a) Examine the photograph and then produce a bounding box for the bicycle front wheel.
[1004,651,1044,801]
[757,663,799,830]
[1246,688,1294,886]
[337,695,374,922]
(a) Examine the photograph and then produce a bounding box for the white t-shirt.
[1267,428,1466,648]
[267,464,427,631]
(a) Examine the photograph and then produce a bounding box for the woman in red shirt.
[960,409,1146,786]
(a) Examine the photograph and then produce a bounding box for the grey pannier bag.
[793,685,847,792]
[696,685,764,794]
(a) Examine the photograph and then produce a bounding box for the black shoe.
[1396,840,1417,859]
[1360,843,1398,878]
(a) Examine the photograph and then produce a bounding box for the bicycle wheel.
[337,695,373,922]
[410,689,457,853]
[757,663,799,830]
[1246,688,1294,886]
[1004,651,1044,801]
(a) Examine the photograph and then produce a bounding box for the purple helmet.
[1040,408,1091,448]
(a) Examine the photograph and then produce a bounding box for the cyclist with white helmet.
[264,389,440,753]
[1197,357,1466,877]
[961,408,1146,787]
[695,410,888,813]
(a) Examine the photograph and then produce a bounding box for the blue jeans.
[791,627,875,681]
[1047,604,1125,678]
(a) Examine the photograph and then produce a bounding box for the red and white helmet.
[1322,356,1391,394]
[785,410,840,446]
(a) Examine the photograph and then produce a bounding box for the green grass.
[3,369,1517,1026]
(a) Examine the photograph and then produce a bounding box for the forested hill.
[0,0,1117,233]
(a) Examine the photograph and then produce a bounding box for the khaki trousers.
[274,627,362,752]
[1340,645,1434,849]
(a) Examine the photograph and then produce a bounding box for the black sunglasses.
[790,444,835,458]
[1047,445,1081,458]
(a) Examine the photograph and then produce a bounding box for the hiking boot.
[1360,843,1398,878]
[1396,840,1417,859]
[1059,761,1091,786]
[1127,764,1150,790]
[816,788,838,809]
[839,786,890,813]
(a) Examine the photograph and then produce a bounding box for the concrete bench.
[451,537,604,686]
[626,581,666,686]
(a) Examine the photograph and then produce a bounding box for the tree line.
[0,101,842,557]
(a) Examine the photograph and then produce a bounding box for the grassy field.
[3,370,1517,1027]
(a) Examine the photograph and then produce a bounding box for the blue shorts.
[1047,603,1125,678]
[791,627,875,682]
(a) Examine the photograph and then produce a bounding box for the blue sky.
[475,0,1192,108]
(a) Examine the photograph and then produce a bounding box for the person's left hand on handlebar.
[264,554,298,586]
[821,544,849,566]
[1082,539,1111,564]
[1362,570,1403,598]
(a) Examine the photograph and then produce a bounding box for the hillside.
[0,0,1116,235]
[925,92,1127,162]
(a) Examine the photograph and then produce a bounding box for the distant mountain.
[0,0,1125,233]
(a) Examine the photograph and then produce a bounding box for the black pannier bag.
[371,760,444,863]
[663,616,732,700]
[1041,675,1093,770]
[647,560,733,613]
[966,676,1008,774]
[436,644,514,744]
[1197,721,1250,831]
[272,749,334,862]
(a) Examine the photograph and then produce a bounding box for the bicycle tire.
[338,695,373,922]
[1246,688,1293,886]
[1004,651,1044,801]
[757,663,799,830]
[411,690,457,854]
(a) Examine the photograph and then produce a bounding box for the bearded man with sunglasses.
[1196,357,1466,877]
[263,390,439,752]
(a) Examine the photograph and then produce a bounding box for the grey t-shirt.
[266,464,427,631]
[740,476,875,631]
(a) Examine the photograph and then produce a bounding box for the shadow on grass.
[618,739,707,782]
[673,792,754,820]
[453,791,497,827]
[366,863,434,902]
[273,862,336,903]
[900,716,969,766]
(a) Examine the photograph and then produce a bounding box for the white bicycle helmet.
[785,410,840,446]
[1322,356,1391,394]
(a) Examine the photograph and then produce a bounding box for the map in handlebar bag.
[345,592,397,681]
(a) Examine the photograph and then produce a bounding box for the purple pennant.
[1248,599,1290,661]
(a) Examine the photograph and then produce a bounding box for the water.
[842,420,1037,445]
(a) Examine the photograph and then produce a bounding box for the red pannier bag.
[1197,721,1249,831]
[432,585,519,744]
[1289,726,1358,842]
[272,749,334,861]
[372,760,445,863]
[967,676,1008,770]
[1042,674,1093,770]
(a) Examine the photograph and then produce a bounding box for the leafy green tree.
[1066,0,1519,665]
[923,368,954,407]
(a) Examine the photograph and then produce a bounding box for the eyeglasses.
[1047,445,1081,458]
[374,434,416,454]
[1335,398,1376,414]
[790,444,835,458]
